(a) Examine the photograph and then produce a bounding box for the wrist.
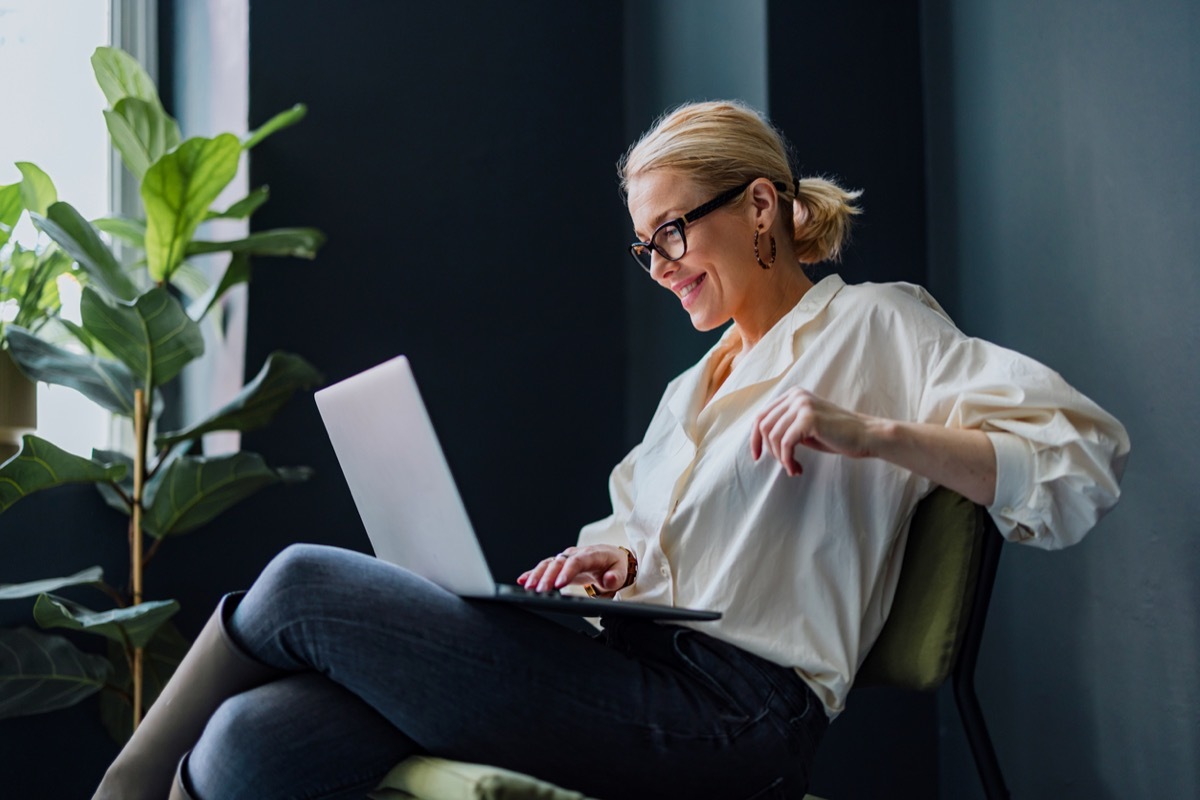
[863,416,901,459]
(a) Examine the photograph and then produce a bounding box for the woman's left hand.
[750,388,878,476]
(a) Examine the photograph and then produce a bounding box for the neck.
[732,261,814,352]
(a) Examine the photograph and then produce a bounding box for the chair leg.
[952,524,1010,800]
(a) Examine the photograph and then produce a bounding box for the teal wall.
[923,0,1199,796]
[622,0,769,437]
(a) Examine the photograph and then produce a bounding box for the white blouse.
[577,274,1129,716]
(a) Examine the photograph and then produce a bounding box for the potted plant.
[0,46,324,741]
[0,162,72,461]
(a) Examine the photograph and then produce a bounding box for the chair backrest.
[855,487,993,691]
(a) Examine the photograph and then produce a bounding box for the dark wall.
[769,1,928,289]
[241,0,628,586]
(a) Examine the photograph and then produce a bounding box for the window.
[0,1,113,457]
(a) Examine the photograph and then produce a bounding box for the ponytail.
[791,178,862,264]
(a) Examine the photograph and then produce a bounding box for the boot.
[94,592,282,800]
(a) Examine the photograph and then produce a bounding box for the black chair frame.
[952,511,1010,799]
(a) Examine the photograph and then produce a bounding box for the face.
[627,171,763,332]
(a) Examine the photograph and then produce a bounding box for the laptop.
[314,356,720,622]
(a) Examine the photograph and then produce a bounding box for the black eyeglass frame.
[627,179,788,273]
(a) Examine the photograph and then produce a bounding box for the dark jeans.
[187,544,827,799]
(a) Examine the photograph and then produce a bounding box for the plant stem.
[109,481,133,511]
[130,388,148,730]
[95,580,129,608]
[142,536,164,568]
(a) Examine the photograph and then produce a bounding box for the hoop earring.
[754,228,776,269]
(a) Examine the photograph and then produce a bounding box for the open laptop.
[314,356,720,622]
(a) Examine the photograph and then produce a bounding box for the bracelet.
[584,547,638,598]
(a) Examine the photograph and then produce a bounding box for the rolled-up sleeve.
[920,337,1130,550]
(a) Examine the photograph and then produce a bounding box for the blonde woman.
[95,101,1128,799]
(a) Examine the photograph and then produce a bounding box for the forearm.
[866,420,996,507]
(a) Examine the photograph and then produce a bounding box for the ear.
[746,178,779,229]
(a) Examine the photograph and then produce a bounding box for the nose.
[649,251,677,283]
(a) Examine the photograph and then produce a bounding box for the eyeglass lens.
[631,221,686,272]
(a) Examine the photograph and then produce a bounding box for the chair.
[370,487,1008,800]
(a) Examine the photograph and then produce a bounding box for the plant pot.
[0,348,37,463]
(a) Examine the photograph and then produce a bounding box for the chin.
[688,312,728,332]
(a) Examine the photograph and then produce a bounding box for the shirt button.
[659,566,669,577]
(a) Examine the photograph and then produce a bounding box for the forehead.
[627,171,707,236]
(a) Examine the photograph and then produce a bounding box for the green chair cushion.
[855,487,985,691]
[370,756,829,800]
[370,756,597,800]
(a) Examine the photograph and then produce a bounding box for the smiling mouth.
[679,274,706,298]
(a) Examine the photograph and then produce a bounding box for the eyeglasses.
[628,180,753,273]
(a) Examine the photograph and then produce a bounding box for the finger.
[779,424,808,477]
[537,553,571,592]
[765,406,799,464]
[523,556,559,590]
[554,550,604,588]
[750,397,784,459]
[601,568,623,592]
[755,404,791,463]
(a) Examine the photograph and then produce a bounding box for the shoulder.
[833,280,953,322]
[828,280,963,341]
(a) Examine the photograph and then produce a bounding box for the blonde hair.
[618,100,862,264]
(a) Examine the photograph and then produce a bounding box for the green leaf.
[91,46,163,110]
[33,202,138,301]
[205,186,269,220]
[0,434,127,513]
[0,182,22,248]
[3,327,137,416]
[0,567,105,601]
[141,134,242,282]
[142,441,192,511]
[144,452,312,538]
[243,103,307,150]
[0,627,113,719]
[104,97,183,181]
[59,318,97,353]
[34,594,179,650]
[12,249,71,331]
[100,620,189,744]
[185,227,325,260]
[81,286,204,388]
[15,162,57,218]
[168,261,211,306]
[92,215,146,248]
[189,252,250,322]
[93,448,134,515]
[157,352,323,446]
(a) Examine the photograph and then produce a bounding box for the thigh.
[188,672,416,800]
[232,544,813,799]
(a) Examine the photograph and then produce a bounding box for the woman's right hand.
[516,544,630,595]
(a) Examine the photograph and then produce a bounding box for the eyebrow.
[634,208,684,241]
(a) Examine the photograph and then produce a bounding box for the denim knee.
[188,692,281,798]
[257,543,342,597]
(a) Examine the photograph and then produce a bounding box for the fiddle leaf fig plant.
[0,46,324,741]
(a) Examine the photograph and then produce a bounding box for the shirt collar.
[666,274,847,432]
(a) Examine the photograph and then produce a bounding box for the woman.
[95,101,1129,799]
